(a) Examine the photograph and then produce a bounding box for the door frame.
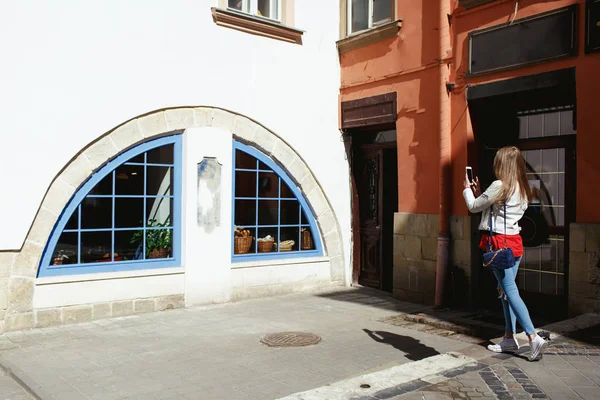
[347,129,397,288]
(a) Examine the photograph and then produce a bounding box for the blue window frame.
[39,135,182,277]
[232,141,322,261]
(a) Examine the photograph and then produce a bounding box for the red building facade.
[339,0,600,318]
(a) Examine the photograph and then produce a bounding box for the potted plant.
[130,219,172,259]
[52,249,73,265]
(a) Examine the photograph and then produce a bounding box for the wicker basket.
[277,240,295,252]
[257,239,274,253]
[301,229,314,250]
[234,236,253,254]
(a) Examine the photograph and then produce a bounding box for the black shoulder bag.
[482,202,515,271]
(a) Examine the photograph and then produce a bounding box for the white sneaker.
[487,338,520,353]
[528,335,548,361]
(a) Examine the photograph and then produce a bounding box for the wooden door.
[356,146,384,288]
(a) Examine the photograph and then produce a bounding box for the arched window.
[232,141,322,260]
[39,135,182,277]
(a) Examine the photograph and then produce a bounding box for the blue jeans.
[493,257,536,336]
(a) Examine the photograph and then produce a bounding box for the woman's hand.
[464,174,481,196]
[471,176,481,196]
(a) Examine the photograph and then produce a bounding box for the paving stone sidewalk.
[0,366,33,400]
[0,287,472,400]
[391,327,600,400]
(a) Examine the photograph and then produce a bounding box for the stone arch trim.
[6,107,346,330]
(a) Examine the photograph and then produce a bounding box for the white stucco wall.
[0,1,350,278]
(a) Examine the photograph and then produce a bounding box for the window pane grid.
[48,142,176,268]
[233,145,320,258]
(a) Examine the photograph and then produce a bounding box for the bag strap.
[488,206,493,249]
[503,202,507,248]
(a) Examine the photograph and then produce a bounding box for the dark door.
[514,109,576,319]
[352,140,398,291]
[474,106,575,321]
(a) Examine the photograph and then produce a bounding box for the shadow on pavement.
[363,328,440,361]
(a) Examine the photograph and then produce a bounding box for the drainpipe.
[435,0,452,307]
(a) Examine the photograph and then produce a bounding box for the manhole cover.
[260,332,322,347]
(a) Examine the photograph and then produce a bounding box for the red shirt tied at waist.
[478,233,524,258]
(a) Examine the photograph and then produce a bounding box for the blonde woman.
[463,146,547,361]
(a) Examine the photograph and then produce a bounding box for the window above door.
[228,0,280,21]
[348,0,394,35]
[212,0,303,44]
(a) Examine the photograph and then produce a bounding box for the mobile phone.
[466,166,474,184]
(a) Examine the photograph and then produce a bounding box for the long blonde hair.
[493,146,533,204]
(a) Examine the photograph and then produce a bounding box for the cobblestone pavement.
[392,335,600,400]
[0,288,472,400]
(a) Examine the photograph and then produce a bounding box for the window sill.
[36,267,185,285]
[211,7,304,45]
[337,19,402,54]
[232,256,330,269]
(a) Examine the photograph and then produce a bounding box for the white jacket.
[462,180,528,235]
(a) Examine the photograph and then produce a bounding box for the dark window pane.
[543,112,559,137]
[558,148,565,172]
[258,200,278,225]
[524,247,540,271]
[300,227,315,250]
[146,198,172,227]
[528,114,543,138]
[89,173,113,195]
[115,165,144,195]
[524,270,540,293]
[301,208,310,225]
[235,200,257,226]
[51,232,78,266]
[147,144,174,165]
[373,0,392,24]
[351,0,369,32]
[560,110,575,135]
[81,198,112,229]
[557,174,565,206]
[280,201,300,225]
[524,150,541,174]
[278,227,300,252]
[541,245,553,272]
[541,149,558,173]
[126,153,144,163]
[146,229,172,259]
[115,230,141,261]
[81,231,112,264]
[228,0,243,11]
[281,181,296,199]
[518,116,527,139]
[257,0,277,19]
[65,207,78,230]
[541,174,558,206]
[541,273,557,295]
[235,150,256,169]
[557,274,565,295]
[258,172,277,198]
[235,171,257,198]
[147,166,173,197]
[115,198,144,228]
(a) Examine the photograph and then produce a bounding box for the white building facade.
[0,0,350,331]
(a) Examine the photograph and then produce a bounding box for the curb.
[0,356,49,400]
[277,352,479,400]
